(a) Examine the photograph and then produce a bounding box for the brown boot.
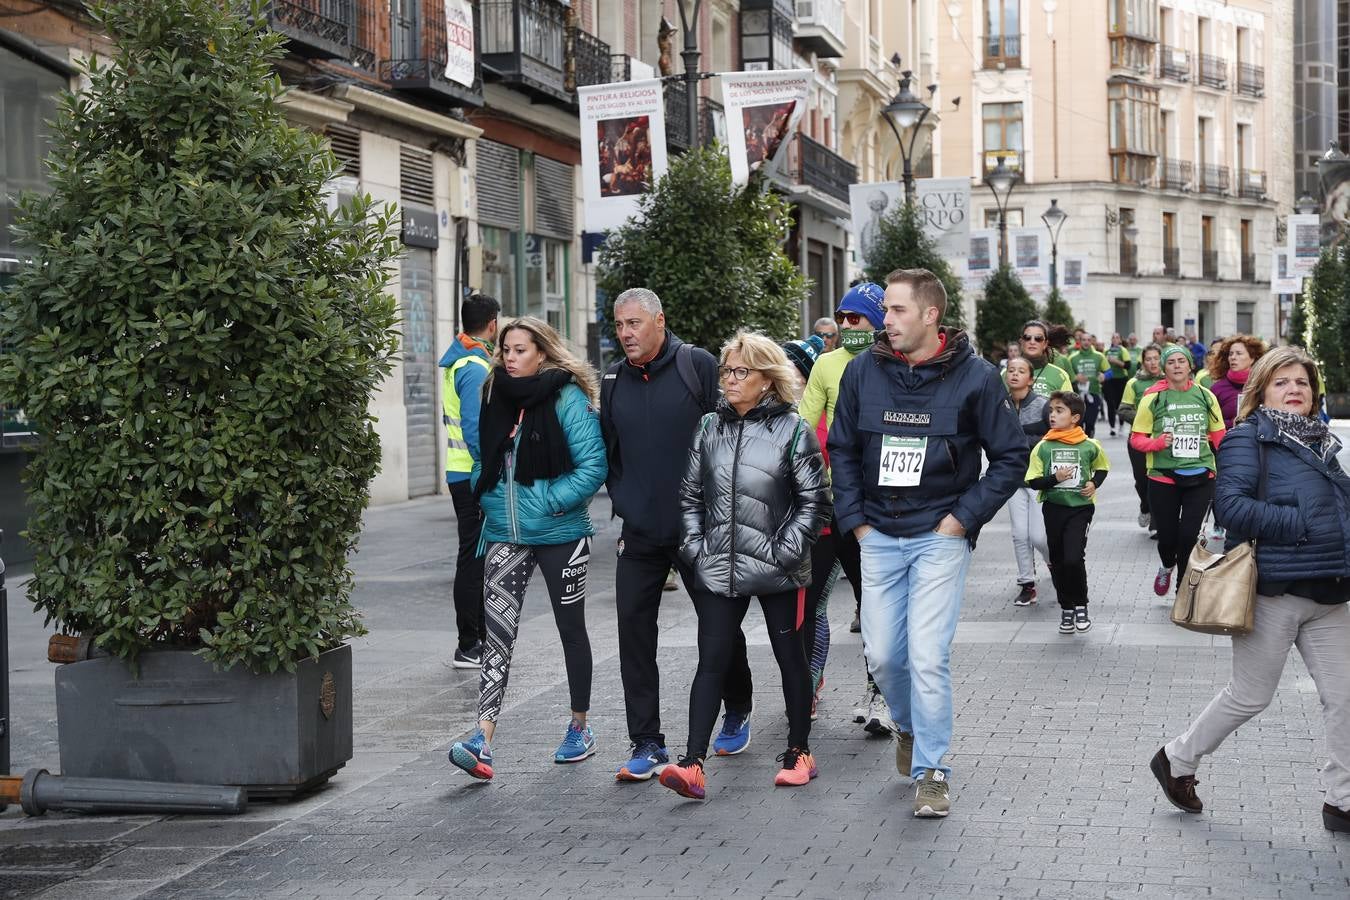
[1324,803,1350,833]
[1150,747,1202,814]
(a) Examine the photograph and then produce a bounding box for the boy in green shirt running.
[1025,391,1110,635]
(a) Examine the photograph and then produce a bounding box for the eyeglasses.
[717,366,756,382]
[1021,333,1047,343]
[834,312,866,327]
[813,330,837,340]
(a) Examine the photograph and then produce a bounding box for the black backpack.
[599,342,716,485]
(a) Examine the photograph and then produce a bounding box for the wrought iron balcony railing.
[381,0,484,107]
[1238,169,1266,199]
[1241,253,1257,282]
[796,133,856,204]
[1163,247,1181,277]
[1120,243,1138,276]
[570,26,611,91]
[984,32,1021,68]
[482,0,569,103]
[1202,249,1219,279]
[1159,45,1190,81]
[1198,163,1229,195]
[1197,53,1227,89]
[1237,63,1264,97]
[1159,158,1192,190]
[350,0,377,69]
[266,0,352,59]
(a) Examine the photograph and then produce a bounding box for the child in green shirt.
[1025,392,1111,635]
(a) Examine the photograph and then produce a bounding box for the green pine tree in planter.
[1040,287,1079,331]
[596,147,808,351]
[0,0,400,790]
[974,264,1038,361]
[1304,245,1347,390]
[861,202,966,330]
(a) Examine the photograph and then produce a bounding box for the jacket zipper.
[506,444,520,543]
[728,419,744,596]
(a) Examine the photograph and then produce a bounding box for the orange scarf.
[1044,426,1087,444]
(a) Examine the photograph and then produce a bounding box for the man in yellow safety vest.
[439,292,500,668]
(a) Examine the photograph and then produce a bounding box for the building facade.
[935,0,1293,344]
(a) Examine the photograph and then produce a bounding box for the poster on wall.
[914,177,971,266]
[848,181,902,269]
[443,0,475,87]
[1288,213,1321,276]
[1061,256,1087,296]
[578,79,668,232]
[721,69,812,186]
[1009,227,1045,283]
[965,229,997,287]
[1271,249,1304,294]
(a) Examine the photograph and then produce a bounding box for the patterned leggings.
[478,538,593,723]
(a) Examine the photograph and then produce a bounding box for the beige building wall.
[934,0,1292,344]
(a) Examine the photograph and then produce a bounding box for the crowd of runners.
[435,270,1350,831]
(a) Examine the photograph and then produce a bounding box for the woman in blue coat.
[448,317,607,781]
[1150,347,1350,833]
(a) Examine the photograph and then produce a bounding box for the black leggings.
[687,588,812,760]
[479,539,592,722]
[1103,380,1126,431]
[1127,446,1150,516]
[1042,503,1095,609]
[1147,475,1215,577]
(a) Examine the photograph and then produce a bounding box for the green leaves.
[595,147,809,353]
[861,201,967,332]
[0,0,396,673]
[974,264,1038,361]
[1303,247,1350,393]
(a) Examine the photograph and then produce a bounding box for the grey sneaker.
[894,730,914,778]
[863,690,894,736]
[1137,512,1150,528]
[914,769,950,818]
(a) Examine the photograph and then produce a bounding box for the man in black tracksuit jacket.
[829,269,1027,817]
[602,288,753,781]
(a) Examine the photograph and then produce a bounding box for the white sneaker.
[852,689,870,724]
[864,690,894,736]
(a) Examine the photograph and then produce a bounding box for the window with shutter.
[325,124,361,178]
[477,140,521,230]
[534,156,575,240]
[400,145,435,206]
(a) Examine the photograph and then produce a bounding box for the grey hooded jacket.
[678,396,832,597]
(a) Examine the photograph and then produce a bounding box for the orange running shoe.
[658,758,706,800]
[773,747,818,787]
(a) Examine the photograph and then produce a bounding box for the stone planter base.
[55,644,352,799]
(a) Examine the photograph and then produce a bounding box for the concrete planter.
[55,643,352,798]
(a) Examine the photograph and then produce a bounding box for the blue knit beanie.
[836,282,886,330]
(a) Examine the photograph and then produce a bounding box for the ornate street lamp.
[1041,198,1068,290]
[1295,194,1319,215]
[984,155,1019,265]
[881,63,932,205]
[674,0,704,148]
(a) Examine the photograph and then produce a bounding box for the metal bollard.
[1,769,247,816]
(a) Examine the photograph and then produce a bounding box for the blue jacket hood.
[439,335,492,369]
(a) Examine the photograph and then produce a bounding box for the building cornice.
[332,84,483,141]
[278,88,355,128]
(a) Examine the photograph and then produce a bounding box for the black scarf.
[1263,407,1334,459]
[474,368,575,500]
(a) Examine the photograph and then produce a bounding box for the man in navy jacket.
[829,268,1027,818]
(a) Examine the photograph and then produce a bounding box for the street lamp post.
[674,0,704,148]
[984,155,1018,265]
[881,64,932,205]
[1041,198,1068,290]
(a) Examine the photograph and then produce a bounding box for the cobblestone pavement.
[2,430,1349,899]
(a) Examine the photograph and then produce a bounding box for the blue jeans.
[858,528,972,780]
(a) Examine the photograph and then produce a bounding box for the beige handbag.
[1171,445,1265,636]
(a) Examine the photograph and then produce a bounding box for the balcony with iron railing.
[1237,63,1264,97]
[610,53,633,83]
[1163,247,1181,277]
[267,0,352,59]
[1202,249,1219,279]
[482,0,570,103]
[1158,45,1190,81]
[1238,169,1266,200]
[570,26,612,91]
[1241,253,1257,282]
[663,84,723,152]
[794,0,845,58]
[350,0,377,69]
[1120,243,1138,276]
[984,32,1021,68]
[381,0,484,107]
[1158,158,1192,190]
[1197,163,1229,195]
[1197,53,1227,89]
[795,133,856,204]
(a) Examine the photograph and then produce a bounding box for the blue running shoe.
[713,709,752,756]
[615,741,670,782]
[554,719,597,763]
[449,729,493,780]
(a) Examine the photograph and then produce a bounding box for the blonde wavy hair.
[1207,333,1268,382]
[719,331,802,404]
[1235,345,1322,423]
[486,316,600,406]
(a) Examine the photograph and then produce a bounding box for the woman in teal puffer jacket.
[448,316,607,781]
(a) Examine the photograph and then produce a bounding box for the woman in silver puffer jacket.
[657,332,832,801]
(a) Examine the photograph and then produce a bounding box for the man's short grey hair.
[614,288,663,317]
[813,317,835,330]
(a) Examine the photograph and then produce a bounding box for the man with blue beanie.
[798,282,892,734]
